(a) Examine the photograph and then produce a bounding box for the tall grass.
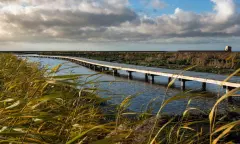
[0,54,239,144]
[0,54,113,143]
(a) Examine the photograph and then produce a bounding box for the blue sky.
[129,0,214,16]
[0,0,240,51]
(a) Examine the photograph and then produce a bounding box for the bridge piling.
[127,71,133,80]
[113,69,118,77]
[95,66,100,71]
[181,79,186,91]
[202,82,207,91]
[168,77,175,87]
[226,86,235,93]
[226,86,234,103]
[101,67,105,72]
[22,55,240,92]
[91,64,94,70]
[150,74,155,84]
[168,77,172,84]
[145,74,149,82]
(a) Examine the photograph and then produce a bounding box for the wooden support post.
[99,67,102,71]
[226,86,234,93]
[93,65,96,71]
[101,67,105,72]
[113,69,118,76]
[94,66,98,71]
[226,86,234,103]
[168,77,174,87]
[168,77,172,84]
[151,75,155,84]
[127,71,133,80]
[145,74,149,82]
[202,82,207,91]
[181,79,186,91]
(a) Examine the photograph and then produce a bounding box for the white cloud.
[151,0,167,10]
[0,0,239,44]
[211,0,237,22]
[0,0,130,14]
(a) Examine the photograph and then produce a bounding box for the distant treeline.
[16,51,240,74]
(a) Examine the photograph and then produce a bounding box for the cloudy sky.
[0,0,240,51]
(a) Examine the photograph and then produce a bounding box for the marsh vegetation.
[0,54,239,143]
[33,51,240,75]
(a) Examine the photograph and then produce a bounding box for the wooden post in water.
[168,77,172,84]
[29,55,240,92]
[202,82,207,91]
[226,86,234,103]
[101,67,105,72]
[145,74,149,82]
[113,69,118,76]
[151,74,155,84]
[168,77,175,87]
[181,79,186,91]
[127,71,133,80]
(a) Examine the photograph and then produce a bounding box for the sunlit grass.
[0,54,239,143]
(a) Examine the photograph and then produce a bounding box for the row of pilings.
[23,55,235,103]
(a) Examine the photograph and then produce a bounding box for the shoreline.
[18,51,240,75]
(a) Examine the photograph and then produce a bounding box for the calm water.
[26,57,232,114]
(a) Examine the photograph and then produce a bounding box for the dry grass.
[0,54,239,144]
[35,51,240,74]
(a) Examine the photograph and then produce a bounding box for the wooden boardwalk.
[22,55,240,92]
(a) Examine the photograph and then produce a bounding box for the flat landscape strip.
[23,55,240,88]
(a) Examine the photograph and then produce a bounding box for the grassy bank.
[0,54,239,143]
[37,51,240,75]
